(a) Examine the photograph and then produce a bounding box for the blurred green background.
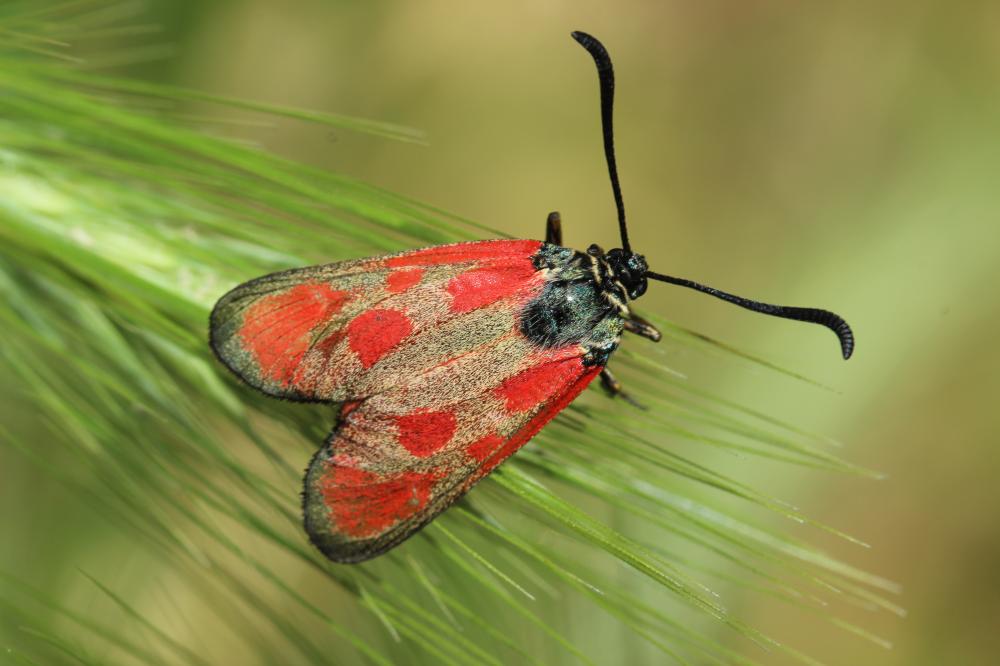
[3,1,999,664]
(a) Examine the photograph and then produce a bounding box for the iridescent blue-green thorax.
[520,243,647,366]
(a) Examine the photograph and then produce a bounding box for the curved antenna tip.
[570,31,606,61]
[837,320,855,360]
[820,310,854,360]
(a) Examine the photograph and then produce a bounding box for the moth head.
[604,248,648,300]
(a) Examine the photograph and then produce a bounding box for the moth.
[210,31,854,563]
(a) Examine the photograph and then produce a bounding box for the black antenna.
[646,271,855,359]
[572,31,630,253]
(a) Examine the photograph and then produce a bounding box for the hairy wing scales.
[210,240,543,401]
[302,341,602,563]
[384,239,540,268]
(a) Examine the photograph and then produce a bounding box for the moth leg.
[600,367,645,409]
[624,315,662,342]
[545,211,563,245]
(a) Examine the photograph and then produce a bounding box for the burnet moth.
[209,31,854,564]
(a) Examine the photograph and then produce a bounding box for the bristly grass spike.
[209,31,854,563]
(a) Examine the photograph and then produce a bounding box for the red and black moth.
[209,32,854,564]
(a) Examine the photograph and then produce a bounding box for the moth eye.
[626,254,647,274]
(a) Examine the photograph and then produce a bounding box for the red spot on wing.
[466,433,504,462]
[385,240,542,268]
[395,409,457,457]
[481,363,601,474]
[322,465,441,538]
[446,263,537,313]
[386,268,424,294]
[239,283,349,386]
[495,356,589,413]
[347,308,413,368]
